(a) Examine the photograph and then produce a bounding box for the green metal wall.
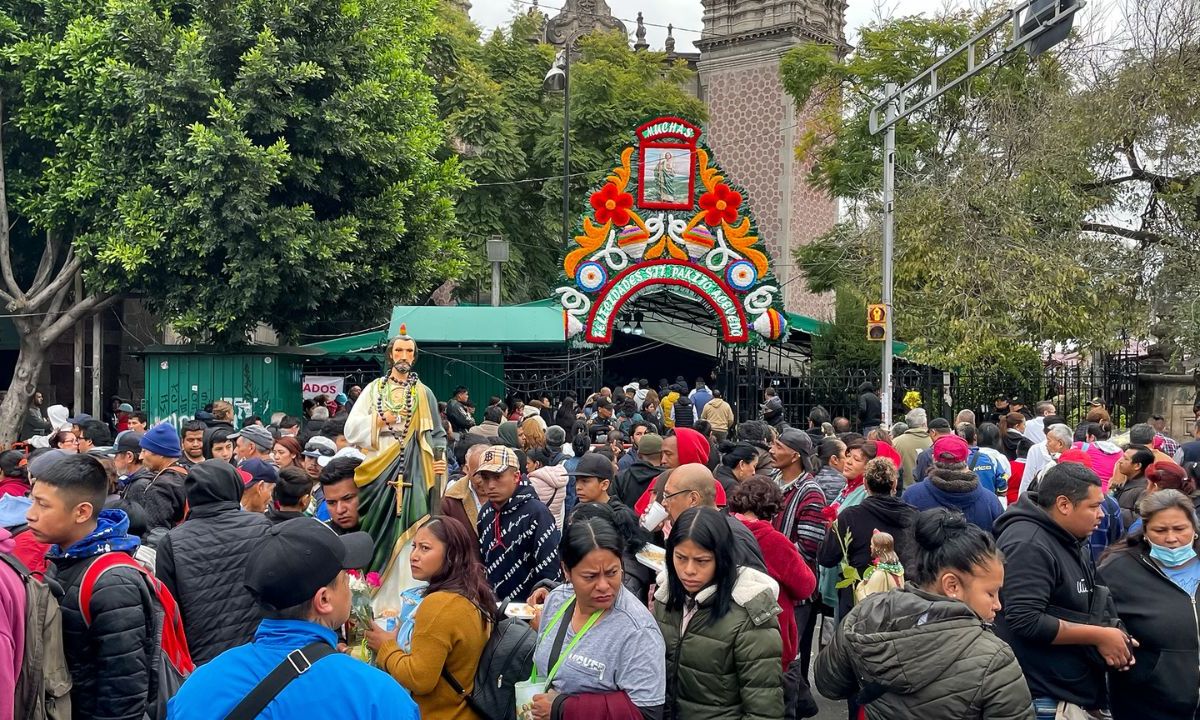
[413,348,503,423]
[144,352,304,428]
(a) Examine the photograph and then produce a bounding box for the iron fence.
[757,354,1142,432]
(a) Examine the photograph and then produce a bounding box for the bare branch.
[25,250,80,310]
[1081,221,1160,243]
[0,98,23,302]
[28,228,60,296]
[37,292,120,348]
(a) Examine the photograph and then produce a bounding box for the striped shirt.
[773,473,829,568]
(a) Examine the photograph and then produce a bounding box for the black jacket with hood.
[614,459,663,509]
[818,494,917,616]
[1098,543,1200,720]
[993,494,1110,709]
[155,460,271,665]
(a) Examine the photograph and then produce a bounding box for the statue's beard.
[392,361,412,375]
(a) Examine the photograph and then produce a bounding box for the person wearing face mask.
[816,508,1032,719]
[1098,490,1200,720]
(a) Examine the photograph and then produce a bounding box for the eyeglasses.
[662,488,694,502]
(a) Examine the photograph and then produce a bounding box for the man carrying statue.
[345,326,447,606]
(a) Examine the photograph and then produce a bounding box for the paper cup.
[514,679,541,720]
[641,501,669,531]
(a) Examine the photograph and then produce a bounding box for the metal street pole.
[865,0,1082,427]
[881,83,897,429]
[92,311,102,417]
[560,50,571,247]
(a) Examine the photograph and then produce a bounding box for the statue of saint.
[653,151,680,203]
[345,327,447,606]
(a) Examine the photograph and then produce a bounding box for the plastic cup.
[514,679,541,720]
[641,501,669,531]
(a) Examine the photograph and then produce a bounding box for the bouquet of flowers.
[902,390,923,410]
[345,570,381,662]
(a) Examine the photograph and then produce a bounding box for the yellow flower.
[902,391,922,410]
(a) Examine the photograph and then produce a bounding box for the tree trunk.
[0,337,48,446]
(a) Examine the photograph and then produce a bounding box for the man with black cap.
[167,519,417,719]
[239,458,279,514]
[231,424,275,465]
[911,417,955,484]
[568,453,638,529]
[769,429,828,569]
[587,397,617,441]
[155,460,272,665]
[614,432,664,509]
[108,431,149,492]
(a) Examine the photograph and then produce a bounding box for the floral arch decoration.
[555,116,788,345]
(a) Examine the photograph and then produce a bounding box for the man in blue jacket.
[902,434,1004,533]
[168,518,417,719]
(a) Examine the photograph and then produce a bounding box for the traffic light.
[1022,0,1082,58]
[867,304,887,341]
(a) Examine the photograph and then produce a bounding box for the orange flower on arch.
[590,182,634,227]
[698,183,742,226]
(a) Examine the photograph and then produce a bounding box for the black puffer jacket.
[1098,544,1200,720]
[155,460,271,665]
[816,585,1033,719]
[48,514,157,720]
[123,463,189,533]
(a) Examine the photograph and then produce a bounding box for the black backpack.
[442,617,536,720]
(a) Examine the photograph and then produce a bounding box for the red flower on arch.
[698,183,742,226]
[590,182,634,226]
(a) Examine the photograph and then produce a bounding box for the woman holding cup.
[364,516,496,720]
[521,515,666,720]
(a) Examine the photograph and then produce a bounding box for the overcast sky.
[469,0,1121,54]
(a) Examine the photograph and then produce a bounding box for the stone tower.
[696,0,847,317]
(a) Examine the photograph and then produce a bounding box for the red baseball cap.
[932,435,970,464]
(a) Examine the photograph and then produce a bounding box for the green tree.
[810,285,878,371]
[0,0,462,444]
[780,5,1166,366]
[432,9,708,301]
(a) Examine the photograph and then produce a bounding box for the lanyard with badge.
[529,599,603,690]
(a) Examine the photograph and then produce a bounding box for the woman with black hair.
[1098,490,1200,720]
[365,516,497,720]
[554,397,578,432]
[654,507,784,719]
[569,502,654,602]
[728,477,816,712]
[528,515,665,720]
[816,508,1031,719]
[714,442,758,496]
[818,457,917,620]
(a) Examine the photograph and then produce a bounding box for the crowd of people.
[1,377,1199,720]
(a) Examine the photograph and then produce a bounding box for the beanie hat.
[141,422,182,457]
[545,425,566,448]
